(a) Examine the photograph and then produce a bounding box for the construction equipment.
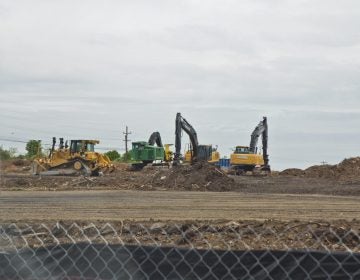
[209,146,220,164]
[183,144,220,164]
[230,117,270,174]
[31,138,114,176]
[130,132,173,170]
[173,113,219,165]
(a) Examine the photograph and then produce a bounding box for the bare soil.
[2,219,360,252]
[2,158,360,196]
[2,157,360,252]
[1,190,360,221]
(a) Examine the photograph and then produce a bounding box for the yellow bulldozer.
[31,137,114,176]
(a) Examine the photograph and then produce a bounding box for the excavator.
[130,132,173,170]
[230,117,270,174]
[173,112,219,165]
[31,137,114,176]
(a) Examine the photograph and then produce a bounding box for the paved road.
[1,190,359,221]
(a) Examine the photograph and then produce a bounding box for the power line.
[0,138,29,144]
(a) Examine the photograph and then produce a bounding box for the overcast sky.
[1,0,360,170]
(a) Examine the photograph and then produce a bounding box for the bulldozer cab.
[70,140,99,154]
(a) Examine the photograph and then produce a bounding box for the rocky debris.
[149,222,166,233]
[2,219,360,252]
[141,161,235,191]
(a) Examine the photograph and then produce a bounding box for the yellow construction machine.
[230,117,270,174]
[184,144,220,164]
[31,137,114,176]
[173,112,220,165]
[164,144,174,162]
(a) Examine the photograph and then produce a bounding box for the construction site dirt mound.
[280,157,360,183]
[279,168,305,176]
[3,158,360,195]
[141,162,235,191]
[0,159,31,173]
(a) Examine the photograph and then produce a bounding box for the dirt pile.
[142,162,235,191]
[323,157,360,182]
[0,159,31,173]
[278,168,305,176]
[280,157,360,183]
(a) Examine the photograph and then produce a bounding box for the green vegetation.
[121,151,132,162]
[112,151,133,163]
[0,146,22,160]
[25,140,42,158]
[0,146,12,160]
[104,150,121,161]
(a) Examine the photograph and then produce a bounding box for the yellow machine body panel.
[184,148,220,164]
[184,150,192,163]
[208,150,220,164]
[164,144,174,162]
[230,146,264,166]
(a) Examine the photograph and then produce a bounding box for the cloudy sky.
[1,0,359,170]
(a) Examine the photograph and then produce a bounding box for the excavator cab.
[234,146,251,154]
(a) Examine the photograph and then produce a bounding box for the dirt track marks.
[1,190,359,221]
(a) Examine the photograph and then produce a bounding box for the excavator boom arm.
[249,119,266,152]
[174,113,199,164]
[148,132,163,147]
[249,117,269,167]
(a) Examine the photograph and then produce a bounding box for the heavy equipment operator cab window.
[86,143,95,152]
[70,141,85,153]
[70,141,77,153]
[235,146,250,154]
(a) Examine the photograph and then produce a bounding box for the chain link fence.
[1,221,360,279]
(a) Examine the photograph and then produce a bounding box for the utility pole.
[123,126,132,154]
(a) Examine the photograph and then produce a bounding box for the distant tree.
[0,146,11,160]
[8,147,18,158]
[104,150,121,161]
[26,140,42,158]
[0,146,19,160]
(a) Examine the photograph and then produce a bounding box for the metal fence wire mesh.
[1,221,360,279]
